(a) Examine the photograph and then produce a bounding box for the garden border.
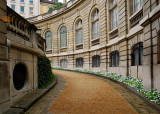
[53,68,160,112]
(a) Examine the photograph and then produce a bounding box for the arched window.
[92,9,99,39]
[60,59,67,68]
[76,58,83,67]
[110,51,119,67]
[92,55,100,67]
[45,31,52,50]
[76,20,83,45]
[60,26,67,48]
[131,43,143,66]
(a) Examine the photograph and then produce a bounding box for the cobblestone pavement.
[26,70,159,114]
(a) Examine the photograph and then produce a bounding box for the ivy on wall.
[38,55,54,88]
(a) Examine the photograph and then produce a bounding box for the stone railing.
[7,7,35,41]
[27,0,80,23]
[130,8,143,28]
[37,33,46,51]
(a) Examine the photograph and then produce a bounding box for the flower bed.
[53,66,160,105]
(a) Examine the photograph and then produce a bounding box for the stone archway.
[13,63,27,90]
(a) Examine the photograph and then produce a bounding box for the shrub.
[38,55,54,88]
[48,2,64,12]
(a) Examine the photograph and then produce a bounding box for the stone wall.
[0,0,10,113]
[29,0,160,91]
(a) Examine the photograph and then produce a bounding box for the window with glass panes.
[60,26,67,48]
[11,4,15,10]
[60,59,67,68]
[29,0,33,4]
[20,6,24,13]
[133,0,143,13]
[110,51,119,67]
[45,31,52,50]
[92,9,99,39]
[20,0,24,3]
[76,58,83,67]
[132,43,143,66]
[111,0,118,30]
[29,7,33,14]
[76,20,83,45]
[92,55,100,67]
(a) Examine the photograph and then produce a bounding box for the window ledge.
[109,27,118,34]
[60,47,67,49]
[76,43,83,46]
[91,37,99,42]
[46,49,52,51]
[129,7,143,20]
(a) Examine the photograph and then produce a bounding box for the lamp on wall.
[37,28,42,35]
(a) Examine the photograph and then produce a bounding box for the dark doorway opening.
[13,63,27,90]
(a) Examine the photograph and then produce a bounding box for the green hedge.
[38,55,54,88]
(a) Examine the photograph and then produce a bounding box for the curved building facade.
[28,0,160,91]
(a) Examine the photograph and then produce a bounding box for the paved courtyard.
[26,69,159,114]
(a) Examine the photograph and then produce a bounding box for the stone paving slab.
[4,76,58,114]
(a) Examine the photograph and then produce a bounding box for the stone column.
[0,0,10,113]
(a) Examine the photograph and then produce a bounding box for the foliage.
[38,55,54,88]
[48,2,64,12]
[53,66,160,104]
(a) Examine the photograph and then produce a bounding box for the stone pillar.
[0,0,10,113]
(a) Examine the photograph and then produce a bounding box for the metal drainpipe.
[150,0,154,89]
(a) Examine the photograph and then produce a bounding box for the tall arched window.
[76,20,83,45]
[92,9,99,39]
[131,43,143,66]
[60,26,67,48]
[45,31,52,50]
[110,51,119,67]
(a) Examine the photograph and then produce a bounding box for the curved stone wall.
[28,0,160,91]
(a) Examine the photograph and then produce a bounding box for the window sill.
[91,37,99,42]
[109,28,118,40]
[129,7,143,28]
[46,49,52,51]
[76,43,83,46]
[109,27,118,34]
[60,47,67,49]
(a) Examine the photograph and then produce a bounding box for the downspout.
[150,0,154,89]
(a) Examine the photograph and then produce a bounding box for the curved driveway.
[49,70,137,114]
[26,69,159,114]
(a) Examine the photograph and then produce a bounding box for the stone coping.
[4,76,58,114]
[53,68,160,112]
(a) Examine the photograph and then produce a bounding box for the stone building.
[40,0,59,14]
[0,1,45,113]
[7,0,40,18]
[28,0,160,91]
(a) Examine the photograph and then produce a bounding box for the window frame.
[76,58,83,68]
[92,55,100,67]
[60,26,67,48]
[131,42,143,66]
[29,7,33,15]
[20,6,25,13]
[76,19,83,45]
[110,51,119,67]
[45,31,52,51]
[92,9,100,40]
[60,59,68,68]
